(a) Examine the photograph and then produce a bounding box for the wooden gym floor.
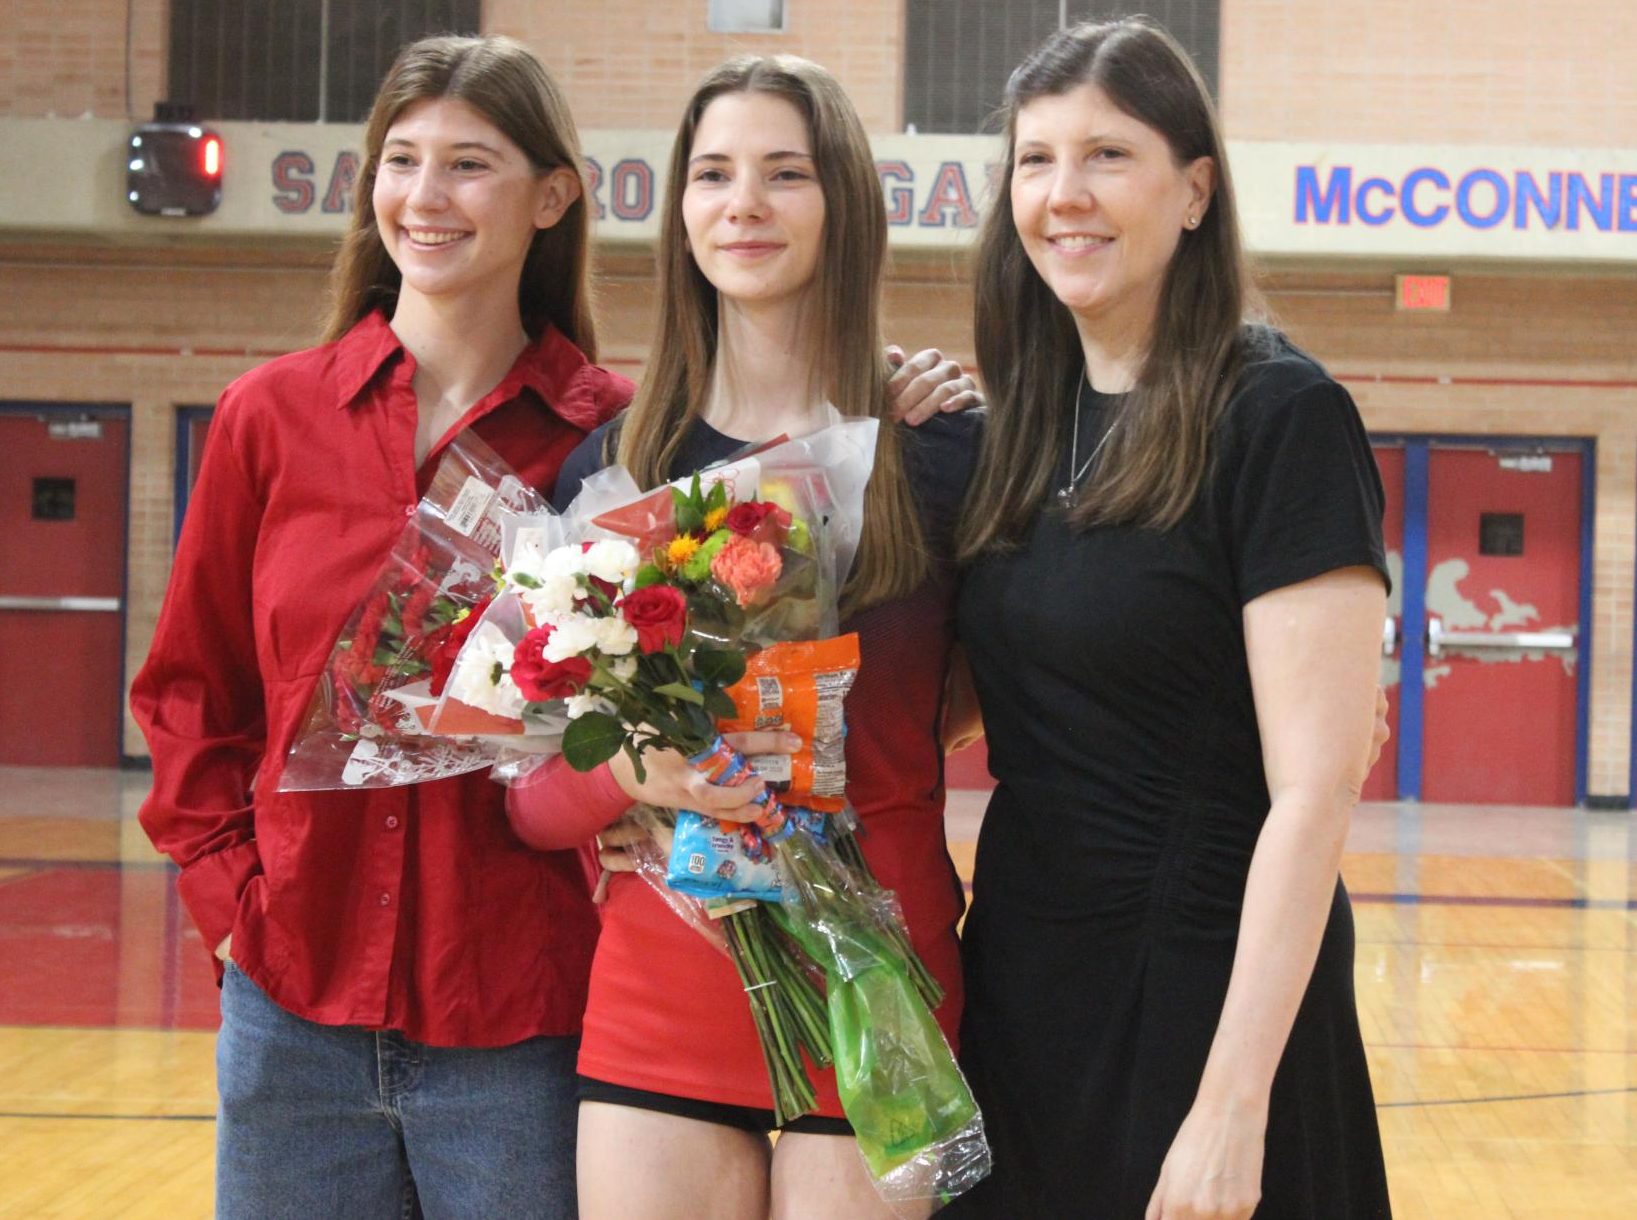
[0,767,1633,1218]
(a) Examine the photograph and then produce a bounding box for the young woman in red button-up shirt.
[130,35,632,1220]
[506,56,981,1220]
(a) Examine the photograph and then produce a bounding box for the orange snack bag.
[720,634,860,813]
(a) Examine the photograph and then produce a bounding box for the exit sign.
[1396,274,1451,312]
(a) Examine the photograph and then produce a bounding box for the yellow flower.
[666,535,701,567]
[703,506,729,534]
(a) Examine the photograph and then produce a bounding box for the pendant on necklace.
[1056,486,1077,509]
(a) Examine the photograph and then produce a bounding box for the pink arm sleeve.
[506,754,633,850]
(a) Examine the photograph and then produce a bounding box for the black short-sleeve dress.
[948,332,1394,1218]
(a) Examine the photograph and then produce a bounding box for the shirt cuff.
[506,756,633,850]
[175,839,263,963]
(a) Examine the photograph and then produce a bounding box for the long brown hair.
[321,35,598,357]
[617,55,925,612]
[959,17,1261,559]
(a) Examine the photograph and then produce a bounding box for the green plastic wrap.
[770,898,991,1204]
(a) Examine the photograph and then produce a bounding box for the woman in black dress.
[947,19,1393,1220]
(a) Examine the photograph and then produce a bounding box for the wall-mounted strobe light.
[127,103,222,217]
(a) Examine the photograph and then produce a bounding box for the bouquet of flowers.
[278,432,548,790]
[432,418,989,1206]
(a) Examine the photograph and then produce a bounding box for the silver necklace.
[1056,365,1117,509]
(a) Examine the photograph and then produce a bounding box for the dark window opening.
[903,1,1221,135]
[1479,512,1525,557]
[33,477,76,521]
[168,0,481,123]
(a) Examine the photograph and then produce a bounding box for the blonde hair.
[322,35,597,357]
[617,55,926,612]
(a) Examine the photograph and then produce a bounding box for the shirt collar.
[329,309,624,433]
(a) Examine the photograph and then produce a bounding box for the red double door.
[0,410,130,766]
[1368,441,1584,806]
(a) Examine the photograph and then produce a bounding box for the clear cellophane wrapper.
[277,431,548,790]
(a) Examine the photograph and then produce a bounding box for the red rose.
[510,624,593,701]
[725,501,792,546]
[427,596,491,697]
[620,585,688,654]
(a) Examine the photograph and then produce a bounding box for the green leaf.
[511,572,541,589]
[674,473,706,535]
[622,740,648,785]
[562,712,627,771]
[634,563,666,589]
[701,687,737,720]
[693,647,746,687]
[705,478,729,514]
[652,681,705,705]
[683,702,715,739]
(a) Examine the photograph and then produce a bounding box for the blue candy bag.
[666,805,830,901]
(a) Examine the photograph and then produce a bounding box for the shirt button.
[385,815,400,830]
[378,892,392,907]
[403,504,416,517]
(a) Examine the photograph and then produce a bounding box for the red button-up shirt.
[132,311,631,1047]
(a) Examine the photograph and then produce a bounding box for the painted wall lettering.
[917,162,979,227]
[1295,164,1637,234]
[322,151,358,214]
[271,151,315,214]
[876,160,914,226]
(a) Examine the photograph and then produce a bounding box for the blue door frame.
[173,405,215,542]
[1372,434,1596,806]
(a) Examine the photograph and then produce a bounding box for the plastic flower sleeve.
[768,855,990,1207]
[277,431,548,791]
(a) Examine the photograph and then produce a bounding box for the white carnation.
[542,613,601,661]
[610,655,639,683]
[444,623,527,719]
[519,572,578,618]
[591,615,639,657]
[583,539,641,587]
[541,544,587,582]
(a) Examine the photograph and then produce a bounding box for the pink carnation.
[710,535,783,607]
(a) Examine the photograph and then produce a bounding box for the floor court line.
[1377,1086,1637,1109]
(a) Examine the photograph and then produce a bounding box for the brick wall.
[1220,0,1637,146]
[485,0,907,134]
[0,0,165,119]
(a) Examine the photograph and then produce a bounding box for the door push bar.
[1425,616,1575,659]
[0,595,122,612]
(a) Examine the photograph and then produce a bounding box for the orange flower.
[710,535,783,606]
[703,505,730,534]
[665,534,701,568]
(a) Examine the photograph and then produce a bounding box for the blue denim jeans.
[216,962,579,1219]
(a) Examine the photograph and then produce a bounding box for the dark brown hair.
[959,16,1261,559]
[616,55,926,612]
[321,35,597,357]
